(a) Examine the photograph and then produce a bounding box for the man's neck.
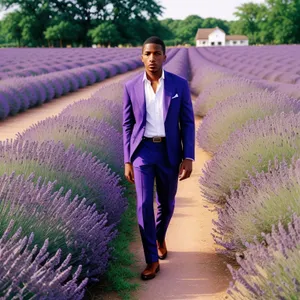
[146,69,163,82]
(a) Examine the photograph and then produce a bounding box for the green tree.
[264,0,300,44]
[232,0,300,45]
[88,22,121,47]
[176,15,204,45]
[0,0,52,46]
[160,15,231,46]
[160,18,181,45]
[232,2,268,44]
[0,10,22,46]
[44,21,81,47]
[201,18,230,34]
[0,0,164,46]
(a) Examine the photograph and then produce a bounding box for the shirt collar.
[142,69,165,82]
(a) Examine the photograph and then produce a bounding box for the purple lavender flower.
[60,97,123,133]
[0,49,143,120]
[227,213,300,299]
[164,48,189,80]
[0,92,10,119]
[214,158,300,257]
[188,47,236,96]
[275,82,300,100]
[0,220,88,299]
[0,172,115,278]
[200,112,300,204]
[0,86,22,115]
[194,77,270,117]
[17,115,123,175]
[91,81,125,103]
[0,139,126,224]
[198,90,300,154]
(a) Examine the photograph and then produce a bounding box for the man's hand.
[125,163,135,184]
[179,159,193,181]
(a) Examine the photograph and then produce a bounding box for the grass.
[86,185,140,300]
[105,187,139,298]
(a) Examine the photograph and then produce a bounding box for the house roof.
[226,35,248,41]
[195,27,248,40]
[195,27,225,40]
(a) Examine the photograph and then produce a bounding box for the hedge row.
[191,46,300,299]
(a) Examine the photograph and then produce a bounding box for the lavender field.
[1,45,300,299]
[0,46,186,299]
[191,45,300,299]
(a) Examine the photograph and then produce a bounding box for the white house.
[195,27,248,47]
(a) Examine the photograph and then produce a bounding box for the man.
[123,36,195,280]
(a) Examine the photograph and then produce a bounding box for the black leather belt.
[142,136,166,143]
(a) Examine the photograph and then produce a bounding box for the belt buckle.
[153,137,162,143]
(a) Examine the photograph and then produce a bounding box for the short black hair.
[142,36,166,54]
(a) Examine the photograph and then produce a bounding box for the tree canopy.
[0,0,300,47]
[0,0,165,46]
[231,0,300,44]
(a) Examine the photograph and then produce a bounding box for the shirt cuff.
[184,157,194,161]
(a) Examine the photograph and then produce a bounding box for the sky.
[157,0,265,21]
[0,0,266,21]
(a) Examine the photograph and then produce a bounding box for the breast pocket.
[169,94,181,114]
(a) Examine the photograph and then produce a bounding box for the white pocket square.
[171,93,179,99]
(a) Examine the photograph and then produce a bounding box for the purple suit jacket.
[122,70,195,167]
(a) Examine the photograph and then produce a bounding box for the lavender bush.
[92,81,124,101]
[188,47,235,96]
[214,158,300,257]
[0,220,87,299]
[17,115,123,174]
[228,213,300,299]
[0,48,142,80]
[200,112,300,204]
[60,97,123,133]
[0,139,126,224]
[194,77,269,117]
[0,52,143,120]
[275,82,300,100]
[0,94,10,119]
[0,172,115,278]
[164,48,189,80]
[0,86,22,115]
[198,91,300,154]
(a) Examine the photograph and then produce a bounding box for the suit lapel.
[134,73,146,120]
[163,71,173,122]
[134,71,173,122]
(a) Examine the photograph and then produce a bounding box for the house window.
[218,42,222,45]
[240,40,244,44]
[211,42,215,46]
[203,41,206,45]
[233,41,237,44]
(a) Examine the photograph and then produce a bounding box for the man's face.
[141,43,166,74]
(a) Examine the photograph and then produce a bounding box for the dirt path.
[130,116,231,300]
[0,68,142,141]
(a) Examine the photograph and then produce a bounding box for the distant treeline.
[0,0,299,47]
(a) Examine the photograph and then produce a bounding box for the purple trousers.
[132,139,180,263]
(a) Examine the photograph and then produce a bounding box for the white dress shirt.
[142,70,193,161]
[143,70,166,137]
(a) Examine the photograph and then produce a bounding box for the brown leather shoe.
[141,262,160,280]
[157,240,168,260]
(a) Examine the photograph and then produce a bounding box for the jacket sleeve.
[122,84,135,164]
[179,79,195,161]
